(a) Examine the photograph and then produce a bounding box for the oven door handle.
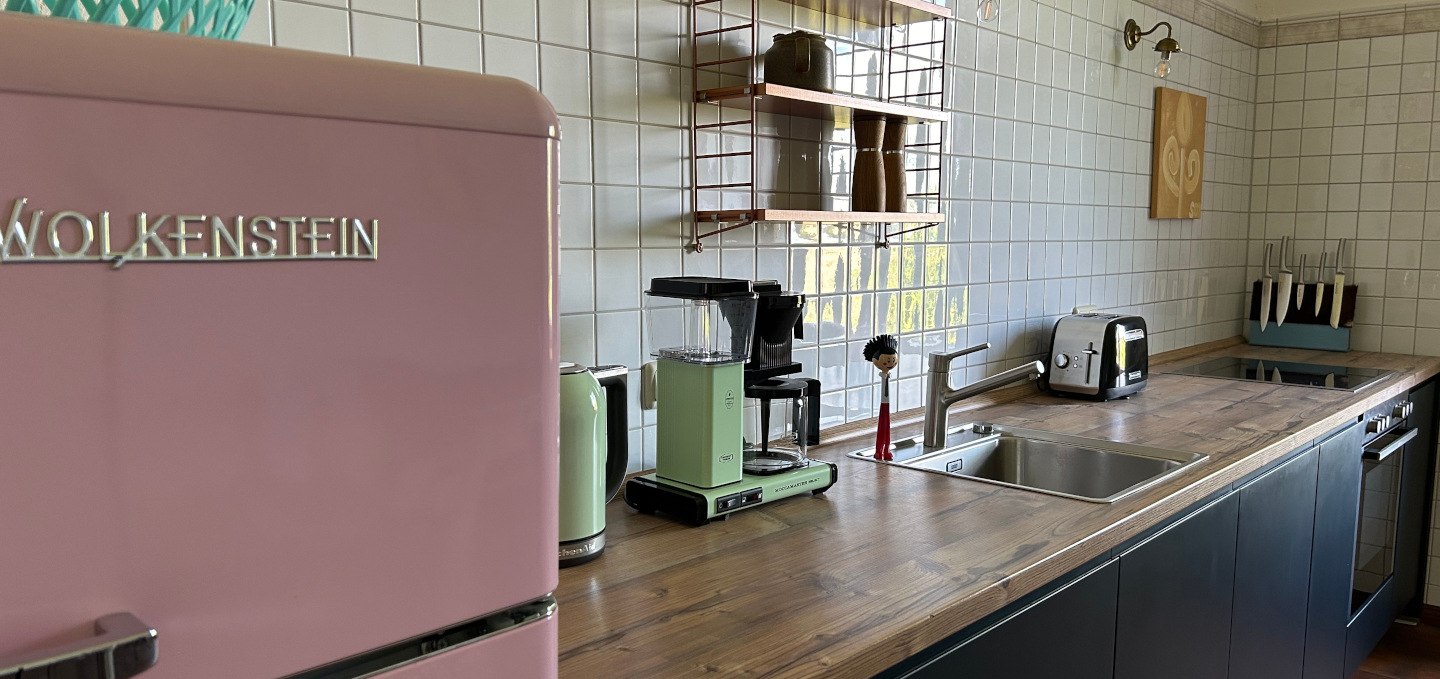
[1363,427,1417,462]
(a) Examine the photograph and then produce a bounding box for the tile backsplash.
[238,0,1257,471]
[1252,34,1440,355]
[206,0,1440,609]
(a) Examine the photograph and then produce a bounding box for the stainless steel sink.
[849,424,1206,503]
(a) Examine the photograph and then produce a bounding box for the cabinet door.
[1304,422,1362,679]
[901,560,1118,679]
[1229,446,1320,679]
[1396,381,1436,614]
[1115,493,1239,679]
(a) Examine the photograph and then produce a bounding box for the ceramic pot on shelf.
[763,30,835,93]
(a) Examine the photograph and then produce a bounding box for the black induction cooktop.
[1161,357,1394,392]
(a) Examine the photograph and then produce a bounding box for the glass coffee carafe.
[743,378,809,474]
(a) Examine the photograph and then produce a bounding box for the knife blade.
[1314,250,1327,316]
[1297,253,1308,308]
[1256,359,1266,380]
[1260,242,1274,331]
[1331,238,1346,329]
[1277,236,1292,326]
[1272,367,1282,383]
[1325,372,1335,389]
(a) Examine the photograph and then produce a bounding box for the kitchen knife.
[1331,238,1346,329]
[1260,242,1274,331]
[1272,367,1282,383]
[1297,253,1308,308]
[1314,250,1327,316]
[1256,359,1266,381]
[1276,236,1292,326]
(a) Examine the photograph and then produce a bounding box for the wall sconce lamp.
[1124,19,1181,79]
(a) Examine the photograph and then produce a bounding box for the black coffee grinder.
[742,281,822,474]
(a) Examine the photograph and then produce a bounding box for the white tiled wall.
[1252,35,1440,356]
[1254,29,1440,608]
[238,0,1256,472]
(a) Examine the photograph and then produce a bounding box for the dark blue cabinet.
[896,560,1119,679]
[1304,422,1362,679]
[1114,493,1240,679]
[1229,446,1320,679]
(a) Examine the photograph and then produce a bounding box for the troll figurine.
[863,334,898,460]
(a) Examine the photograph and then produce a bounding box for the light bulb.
[977,0,999,22]
[1154,54,1172,78]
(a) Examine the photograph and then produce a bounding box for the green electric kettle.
[559,363,629,567]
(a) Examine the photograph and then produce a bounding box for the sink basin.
[849,424,1205,503]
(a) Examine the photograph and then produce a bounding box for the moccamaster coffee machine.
[625,277,837,526]
[742,281,822,472]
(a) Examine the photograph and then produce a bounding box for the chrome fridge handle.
[0,612,157,679]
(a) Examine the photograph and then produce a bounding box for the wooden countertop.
[556,339,1440,678]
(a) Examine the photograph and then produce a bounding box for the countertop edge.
[800,358,1440,679]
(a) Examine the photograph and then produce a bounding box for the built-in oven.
[1351,413,1416,616]
[1347,394,1418,637]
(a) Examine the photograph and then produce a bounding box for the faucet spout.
[922,358,1045,447]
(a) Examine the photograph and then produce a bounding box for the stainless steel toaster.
[1043,308,1148,400]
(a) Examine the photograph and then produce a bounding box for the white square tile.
[1276,44,1306,73]
[421,24,482,72]
[594,185,640,247]
[1307,42,1338,71]
[1369,65,1401,95]
[559,250,594,313]
[639,125,683,188]
[421,0,479,29]
[483,0,537,39]
[541,45,591,116]
[236,0,271,45]
[1330,69,1365,98]
[593,121,639,185]
[591,0,637,56]
[595,250,641,311]
[1372,35,1405,66]
[1339,38,1370,68]
[1306,71,1336,100]
[273,1,349,55]
[538,0,588,47]
[558,314,597,367]
[558,184,594,253]
[484,34,539,86]
[1403,63,1436,94]
[595,311,643,369]
[353,0,415,19]
[592,54,639,120]
[352,12,418,63]
[1405,32,1439,64]
[558,116,592,183]
[637,61,682,125]
[637,0,682,64]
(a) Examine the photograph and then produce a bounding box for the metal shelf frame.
[687,0,950,252]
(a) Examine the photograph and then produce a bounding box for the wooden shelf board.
[696,209,945,224]
[697,83,948,125]
[780,0,952,24]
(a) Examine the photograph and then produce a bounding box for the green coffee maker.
[625,277,836,526]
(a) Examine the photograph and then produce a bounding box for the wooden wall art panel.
[1150,86,1206,219]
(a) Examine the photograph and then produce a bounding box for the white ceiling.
[1208,0,1404,22]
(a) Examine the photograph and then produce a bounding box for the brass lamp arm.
[1124,19,1176,52]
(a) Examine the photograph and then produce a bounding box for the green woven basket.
[5,0,254,39]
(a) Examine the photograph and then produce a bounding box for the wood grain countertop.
[556,339,1440,679]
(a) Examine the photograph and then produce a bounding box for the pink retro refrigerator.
[0,13,559,679]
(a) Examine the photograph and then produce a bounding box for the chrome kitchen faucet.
[923,343,1046,447]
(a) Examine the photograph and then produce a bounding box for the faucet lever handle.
[929,342,990,372]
